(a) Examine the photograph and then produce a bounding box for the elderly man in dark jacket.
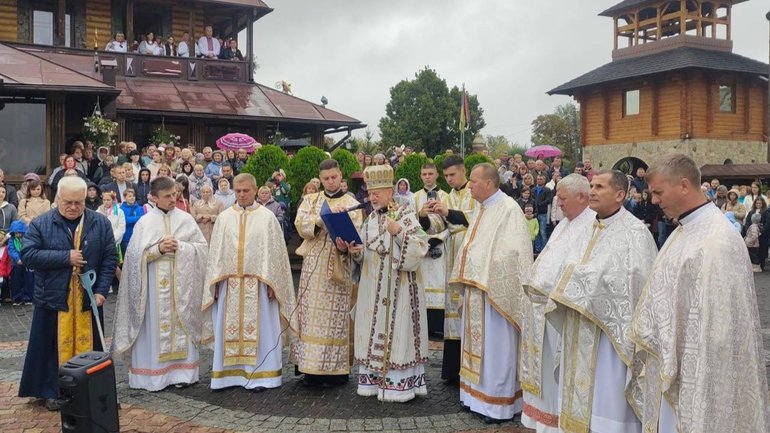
[18,176,117,411]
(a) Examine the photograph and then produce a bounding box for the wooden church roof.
[548,46,768,96]
[599,0,748,17]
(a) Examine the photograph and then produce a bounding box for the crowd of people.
[0,142,768,433]
[104,25,244,61]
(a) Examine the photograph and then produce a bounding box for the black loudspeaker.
[58,351,120,433]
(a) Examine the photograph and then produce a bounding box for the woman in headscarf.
[393,178,414,209]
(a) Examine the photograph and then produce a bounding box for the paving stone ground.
[1,270,769,433]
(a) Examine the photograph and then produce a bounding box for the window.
[65,14,72,47]
[33,10,54,45]
[623,89,640,117]
[0,103,47,175]
[719,83,735,113]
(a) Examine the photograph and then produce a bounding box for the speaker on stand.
[58,351,120,433]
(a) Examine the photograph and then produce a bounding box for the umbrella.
[525,145,562,159]
[216,133,261,153]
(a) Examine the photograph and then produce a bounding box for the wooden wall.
[580,70,768,146]
[171,2,205,41]
[86,0,112,48]
[0,0,18,42]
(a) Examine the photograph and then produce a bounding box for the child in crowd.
[524,204,539,249]
[85,183,102,211]
[120,188,145,255]
[17,180,51,224]
[745,212,763,272]
[8,221,33,306]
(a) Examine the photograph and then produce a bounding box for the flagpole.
[460,84,466,160]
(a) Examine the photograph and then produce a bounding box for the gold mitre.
[363,165,394,190]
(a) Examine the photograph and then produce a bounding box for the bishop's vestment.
[111,207,208,391]
[628,203,770,433]
[520,206,596,433]
[353,204,429,402]
[291,191,363,379]
[449,190,533,421]
[202,203,297,390]
[550,207,657,433]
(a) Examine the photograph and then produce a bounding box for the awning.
[700,163,770,180]
[115,77,364,128]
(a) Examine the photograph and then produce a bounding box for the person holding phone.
[414,163,449,339]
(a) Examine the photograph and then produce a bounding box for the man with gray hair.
[449,163,533,423]
[18,176,117,410]
[520,174,596,432]
[628,154,769,433]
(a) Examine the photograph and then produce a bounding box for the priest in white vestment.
[413,162,450,338]
[430,155,478,383]
[449,163,533,423]
[520,174,596,433]
[348,164,430,403]
[628,154,770,433]
[291,159,363,387]
[550,170,657,433]
[202,174,297,390]
[112,176,209,391]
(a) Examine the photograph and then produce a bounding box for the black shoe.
[460,404,471,412]
[482,415,509,424]
[249,386,266,393]
[442,376,459,386]
[45,398,65,411]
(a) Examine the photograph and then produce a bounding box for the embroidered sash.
[57,219,93,365]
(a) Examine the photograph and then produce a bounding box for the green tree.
[486,135,528,160]
[464,154,494,177]
[331,148,361,180]
[288,146,328,204]
[379,67,485,157]
[241,145,290,189]
[432,152,451,192]
[395,153,431,192]
[352,128,384,156]
[531,102,581,164]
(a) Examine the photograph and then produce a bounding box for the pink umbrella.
[525,145,562,159]
[216,133,261,153]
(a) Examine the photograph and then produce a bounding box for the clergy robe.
[550,207,657,433]
[449,190,532,421]
[202,203,297,390]
[111,207,208,391]
[442,183,477,380]
[353,204,429,402]
[413,187,450,336]
[291,191,363,378]
[520,206,596,433]
[628,203,770,433]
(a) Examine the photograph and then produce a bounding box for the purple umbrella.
[525,145,562,159]
[216,133,261,153]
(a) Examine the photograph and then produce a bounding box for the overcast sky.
[249,0,769,146]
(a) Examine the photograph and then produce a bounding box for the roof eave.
[116,107,365,128]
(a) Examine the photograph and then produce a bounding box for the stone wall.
[585,139,768,169]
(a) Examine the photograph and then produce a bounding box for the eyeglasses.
[61,200,85,208]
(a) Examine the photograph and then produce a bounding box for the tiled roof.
[599,0,747,17]
[700,163,770,180]
[549,46,768,95]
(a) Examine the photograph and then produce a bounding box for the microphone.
[343,201,368,212]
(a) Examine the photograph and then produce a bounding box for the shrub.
[331,148,361,180]
[288,146,328,204]
[394,153,431,192]
[240,145,290,188]
[464,154,494,177]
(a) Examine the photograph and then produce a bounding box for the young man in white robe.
[346,164,430,403]
[449,163,533,424]
[628,154,770,433]
[292,159,363,387]
[202,173,297,391]
[111,176,209,391]
[413,163,449,339]
[550,170,657,433]
[520,174,596,433]
[430,155,478,383]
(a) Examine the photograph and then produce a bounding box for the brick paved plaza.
[1,271,769,433]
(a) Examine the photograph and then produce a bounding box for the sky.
[246,0,769,147]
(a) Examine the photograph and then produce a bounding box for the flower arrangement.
[82,114,118,147]
[151,127,181,147]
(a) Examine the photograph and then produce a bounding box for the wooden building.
[0,0,364,181]
[549,0,769,173]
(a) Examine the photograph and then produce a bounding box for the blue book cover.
[320,201,363,245]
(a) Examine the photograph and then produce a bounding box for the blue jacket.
[120,202,145,243]
[21,209,117,312]
[8,220,26,264]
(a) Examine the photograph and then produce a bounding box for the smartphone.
[427,190,437,201]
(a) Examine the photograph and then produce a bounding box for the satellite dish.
[320,96,328,106]
[274,81,283,90]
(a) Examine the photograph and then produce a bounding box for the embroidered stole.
[154,213,188,362]
[556,222,605,433]
[445,187,476,341]
[57,219,93,365]
[223,207,262,366]
[459,206,485,384]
